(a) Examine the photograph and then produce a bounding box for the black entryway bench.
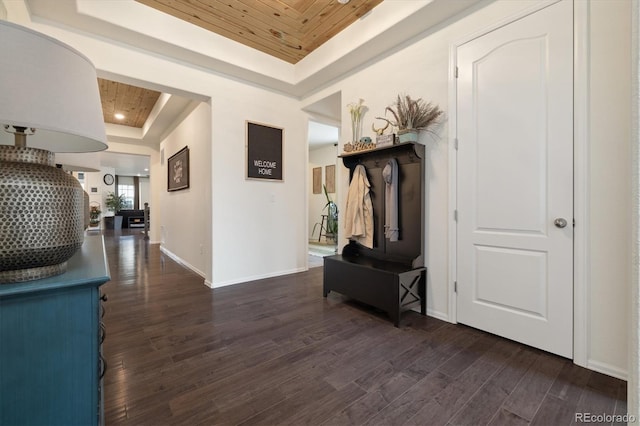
[323,142,427,327]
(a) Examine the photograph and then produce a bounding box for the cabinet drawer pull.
[99,355,107,379]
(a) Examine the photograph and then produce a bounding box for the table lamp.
[0,20,107,283]
[55,152,102,174]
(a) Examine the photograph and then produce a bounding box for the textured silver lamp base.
[0,262,67,283]
[0,146,84,284]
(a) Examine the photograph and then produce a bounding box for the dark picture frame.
[167,146,190,192]
[246,121,283,181]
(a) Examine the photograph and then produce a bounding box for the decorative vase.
[0,146,85,283]
[351,117,362,145]
[398,129,418,143]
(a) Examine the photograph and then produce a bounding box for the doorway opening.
[308,122,339,267]
[303,92,342,268]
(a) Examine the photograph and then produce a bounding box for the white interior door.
[456,0,574,358]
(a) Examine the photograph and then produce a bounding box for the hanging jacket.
[344,164,374,249]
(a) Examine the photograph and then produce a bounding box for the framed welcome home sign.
[246,121,283,181]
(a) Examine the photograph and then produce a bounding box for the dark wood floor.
[102,231,627,425]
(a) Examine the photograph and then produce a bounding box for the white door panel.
[474,245,547,317]
[457,0,573,358]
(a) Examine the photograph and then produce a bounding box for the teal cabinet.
[0,235,110,426]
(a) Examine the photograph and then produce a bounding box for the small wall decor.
[90,187,98,193]
[346,141,377,153]
[313,167,322,194]
[246,121,283,181]
[325,164,335,193]
[103,173,114,185]
[167,146,190,192]
[376,133,395,148]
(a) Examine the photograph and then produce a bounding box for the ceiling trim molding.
[22,0,487,99]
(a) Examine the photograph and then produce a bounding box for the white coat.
[344,164,374,249]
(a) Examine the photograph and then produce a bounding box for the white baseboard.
[407,307,452,323]
[426,308,453,323]
[587,359,628,381]
[159,245,205,279]
[210,267,307,289]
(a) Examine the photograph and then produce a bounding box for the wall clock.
[103,173,114,185]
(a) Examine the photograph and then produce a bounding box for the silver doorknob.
[554,218,567,228]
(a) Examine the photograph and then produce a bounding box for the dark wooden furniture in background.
[0,235,110,425]
[128,216,145,228]
[323,142,426,326]
[119,209,148,229]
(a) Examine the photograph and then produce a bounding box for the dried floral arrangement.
[378,94,443,133]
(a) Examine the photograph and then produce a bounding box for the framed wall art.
[313,167,322,194]
[325,164,335,193]
[167,146,190,192]
[246,121,283,181]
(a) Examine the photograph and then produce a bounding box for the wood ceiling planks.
[98,78,161,128]
[135,0,383,64]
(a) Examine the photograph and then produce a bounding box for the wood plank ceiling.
[135,0,384,64]
[98,78,161,128]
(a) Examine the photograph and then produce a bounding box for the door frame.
[447,0,589,366]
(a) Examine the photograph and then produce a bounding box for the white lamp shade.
[55,152,101,172]
[0,20,107,152]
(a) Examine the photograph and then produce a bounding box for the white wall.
[139,177,150,208]
[587,0,631,378]
[302,0,631,377]
[309,144,339,242]
[630,0,640,416]
[159,102,211,279]
[210,92,307,287]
